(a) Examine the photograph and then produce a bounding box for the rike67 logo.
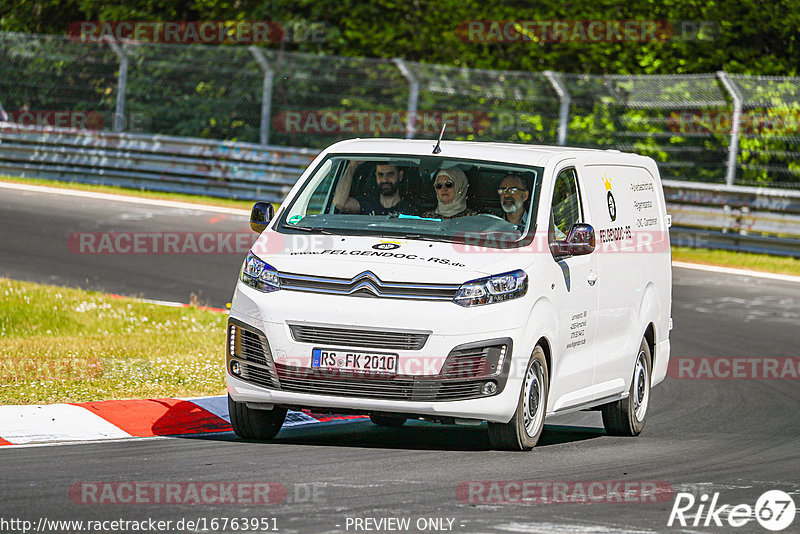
[669,490,796,531]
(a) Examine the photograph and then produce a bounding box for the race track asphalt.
[1,184,799,533]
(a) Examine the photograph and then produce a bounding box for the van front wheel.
[601,338,651,436]
[228,395,287,440]
[487,346,548,451]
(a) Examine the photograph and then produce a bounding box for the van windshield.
[279,154,543,246]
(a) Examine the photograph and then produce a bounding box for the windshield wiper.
[403,234,443,242]
[376,232,446,243]
[285,225,333,234]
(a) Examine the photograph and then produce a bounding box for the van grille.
[441,345,500,378]
[230,324,279,389]
[238,363,484,402]
[240,361,280,389]
[275,365,483,401]
[288,323,429,350]
[239,329,269,366]
[279,270,459,301]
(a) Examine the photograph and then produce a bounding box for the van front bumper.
[225,281,533,423]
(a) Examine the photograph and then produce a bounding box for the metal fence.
[2,31,800,191]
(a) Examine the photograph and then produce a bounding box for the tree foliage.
[2,0,799,75]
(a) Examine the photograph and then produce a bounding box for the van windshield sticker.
[288,249,466,267]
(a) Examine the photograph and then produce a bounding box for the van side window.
[550,168,582,242]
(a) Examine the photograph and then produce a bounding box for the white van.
[226,139,672,450]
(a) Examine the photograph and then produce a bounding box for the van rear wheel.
[487,345,548,451]
[228,395,287,440]
[601,338,651,436]
[369,414,407,427]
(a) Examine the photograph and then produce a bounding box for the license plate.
[311,348,398,374]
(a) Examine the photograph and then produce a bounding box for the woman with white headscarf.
[423,168,477,219]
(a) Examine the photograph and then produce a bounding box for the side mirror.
[250,202,275,233]
[565,223,596,256]
[551,223,596,258]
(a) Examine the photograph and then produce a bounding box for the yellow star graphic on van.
[602,175,613,191]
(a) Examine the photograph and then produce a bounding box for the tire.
[487,345,548,451]
[601,338,651,436]
[228,394,287,440]
[369,413,407,427]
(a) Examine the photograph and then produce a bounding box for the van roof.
[324,138,646,167]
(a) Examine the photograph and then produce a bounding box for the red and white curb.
[0,396,365,447]
[107,292,230,313]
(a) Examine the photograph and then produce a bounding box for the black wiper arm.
[286,225,333,234]
[391,233,446,243]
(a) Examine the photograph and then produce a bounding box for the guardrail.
[665,180,800,257]
[0,123,317,202]
[1,124,798,257]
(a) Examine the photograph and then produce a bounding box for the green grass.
[0,175,257,211]
[0,278,228,405]
[672,246,800,276]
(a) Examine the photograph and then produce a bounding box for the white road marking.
[0,181,250,215]
[135,297,185,307]
[672,261,800,283]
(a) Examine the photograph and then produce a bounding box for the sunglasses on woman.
[434,180,454,190]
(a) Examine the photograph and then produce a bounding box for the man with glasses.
[497,174,530,231]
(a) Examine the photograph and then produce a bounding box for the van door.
[581,164,665,398]
[547,166,600,412]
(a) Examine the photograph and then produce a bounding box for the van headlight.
[240,251,280,293]
[453,270,527,307]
